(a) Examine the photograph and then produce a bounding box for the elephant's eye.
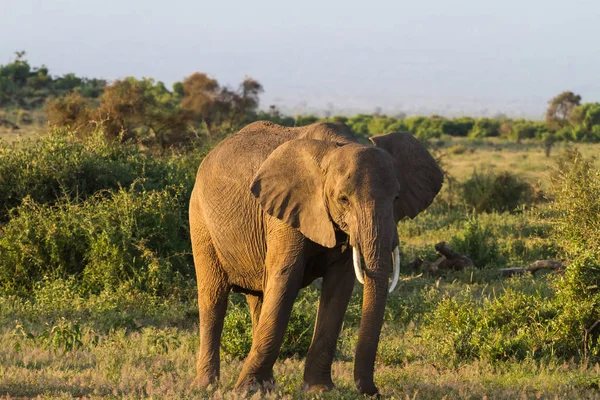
[339,195,350,206]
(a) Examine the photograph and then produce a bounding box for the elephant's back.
[197,120,356,188]
[205,123,294,176]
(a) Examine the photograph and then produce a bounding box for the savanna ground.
[0,128,599,399]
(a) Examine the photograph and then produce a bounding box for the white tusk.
[352,246,365,284]
[389,246,400,293]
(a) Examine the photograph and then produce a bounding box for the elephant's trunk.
[352,212,397,395]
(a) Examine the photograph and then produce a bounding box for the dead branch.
[497,260,565,277]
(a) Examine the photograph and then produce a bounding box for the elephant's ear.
[370,132,444,221]
[251,139,337,248]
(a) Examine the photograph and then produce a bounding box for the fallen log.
[497,260,565,277]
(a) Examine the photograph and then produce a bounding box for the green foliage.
[221,294,253,357]
[442,117,475,137]
[0,129,202,296]
[546,91,582,131]
[0,128,197,222]
[549,149,600,358]
[0,184,191,295]
[0,52,105,109]
[549,149,600,261]
[460,169,533,214]
[295,114,319,126]
[450,216,502,268]
[423,288,557,364]
[425,150,600,365]
[469,118,500,138]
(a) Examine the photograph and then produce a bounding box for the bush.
[450,216,502,268]
[0,128,199,222]
[549,149,600,358]
[469,118,500,138]
[461,170,533,214]
[45,91,93,132]
[0,184,192,296]
[423,288,556,365]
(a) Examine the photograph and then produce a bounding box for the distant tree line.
[1,53,600,149]
[0,51,105,109]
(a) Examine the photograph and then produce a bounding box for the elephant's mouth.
[351,244,400,293]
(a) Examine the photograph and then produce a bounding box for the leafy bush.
[423,288,556,365]
[549,149,600,358]
[468,118,500,138]
[450,216,502,268]
[0,184,192,295]
[0,128,198,222]
[460,170,533,214]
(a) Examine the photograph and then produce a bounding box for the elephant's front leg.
[235,231,306,390]
[303,251,355,390]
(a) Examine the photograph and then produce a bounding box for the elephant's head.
[250,132,443,394]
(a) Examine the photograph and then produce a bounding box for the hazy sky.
[2,0,600,117]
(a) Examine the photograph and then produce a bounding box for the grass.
[438,137,600,189]
[2,333,599,399]
[2,274,599,399]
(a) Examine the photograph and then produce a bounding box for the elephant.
[189,121,443,395]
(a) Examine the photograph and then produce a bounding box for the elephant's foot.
[303,381,335,393]
[235,371,276,392]
[190,374,218,390]
[303,371,335,393]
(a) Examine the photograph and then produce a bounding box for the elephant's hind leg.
[191,217,230,388]
[245,293,275,382]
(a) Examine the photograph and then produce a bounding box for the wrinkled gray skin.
[189,121,443,395]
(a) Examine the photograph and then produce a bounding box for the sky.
[2,0,600,118]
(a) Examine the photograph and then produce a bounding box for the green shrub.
[548,149,600,359]
[450,216,502,268]
[221,294,253,357]
[423,288,557,365]
[468,118,500,138]
[461,170,533,214]
[0,128,199,222]
[0,184,192,295]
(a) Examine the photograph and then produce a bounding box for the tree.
[227,76,263,127]
[546,91,581,131]
[46,91,93,132]
[96,77,193,148]
[180,72,220,125]
[469,118,500,138]
[96,77,147,140]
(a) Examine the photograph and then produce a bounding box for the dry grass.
[440,138,600,189]
[2,326,599,400]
